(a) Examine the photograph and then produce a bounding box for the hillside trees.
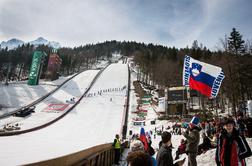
[0,33,251,116]
[217,28,252,115]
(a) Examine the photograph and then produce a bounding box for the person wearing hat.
[130,140,145,152]
[182,116,201,166]
[127,150,153,166]
[156,131,185,166]
[112,134,121,165]
[215,117,252,166]
[129,140,157,166]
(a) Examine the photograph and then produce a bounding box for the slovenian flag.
[140,127,148,151]
[183,55,225,98]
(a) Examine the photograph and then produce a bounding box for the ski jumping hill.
[0,63,129,166]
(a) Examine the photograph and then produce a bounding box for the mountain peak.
[0,38,24,50]
[30,37,49,45]
[36,37,47,41]
[0,37,61,50]
[9,38,23,42]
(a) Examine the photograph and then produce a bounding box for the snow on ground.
[0,63,128,165]
[0,76,72,116]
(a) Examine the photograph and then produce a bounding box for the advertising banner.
[28,51,43,85]
[45,53,62,80]
[158,97,166,112]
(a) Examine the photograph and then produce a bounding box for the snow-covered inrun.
[0,63,128,165]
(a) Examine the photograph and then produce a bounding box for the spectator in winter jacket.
[147,141,156,157]
[156,131,185,166]
[130,140,144,151]
[245,117,252,137]
[215,118,252,166]
[210,132,218,147]
[112,134,121,165]
[129,140,156,166]
[237,113,246,136]
[198,133,212,155]
[127,150,153,166]
[183,116,201,166]
[175,139,186,160]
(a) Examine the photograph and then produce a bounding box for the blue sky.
[0,0,251,50]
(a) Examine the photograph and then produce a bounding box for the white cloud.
[0,0,251,49]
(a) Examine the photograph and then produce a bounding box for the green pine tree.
[228,28,245,55]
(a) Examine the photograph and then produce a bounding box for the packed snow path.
[0,63,129,165]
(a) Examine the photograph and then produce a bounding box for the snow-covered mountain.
[29,37,49,46]
[0,37,61,50]
[29,37,61,49]
[48,41,61,49]
[0,38,25,50]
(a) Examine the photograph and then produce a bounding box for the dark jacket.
[183,126,201,154]
[201,136,212,150]
[215,129,252,166]
[156,144,178,166]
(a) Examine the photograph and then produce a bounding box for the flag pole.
[182,86,184,118]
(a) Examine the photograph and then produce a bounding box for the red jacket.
[178,142,186,153]
[215,129,251,166]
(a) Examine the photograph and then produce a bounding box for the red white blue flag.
[183,55,225,98]
[140,127,148,151]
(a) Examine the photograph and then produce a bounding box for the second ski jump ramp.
[0,69,100,135]
[0,63,129,166]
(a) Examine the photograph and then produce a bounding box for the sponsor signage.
[43,103,69,112]
[28,51,47,85]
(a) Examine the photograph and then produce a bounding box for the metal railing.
[122,64,131,139]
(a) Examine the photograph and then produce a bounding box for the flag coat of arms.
[183,55,225,98]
